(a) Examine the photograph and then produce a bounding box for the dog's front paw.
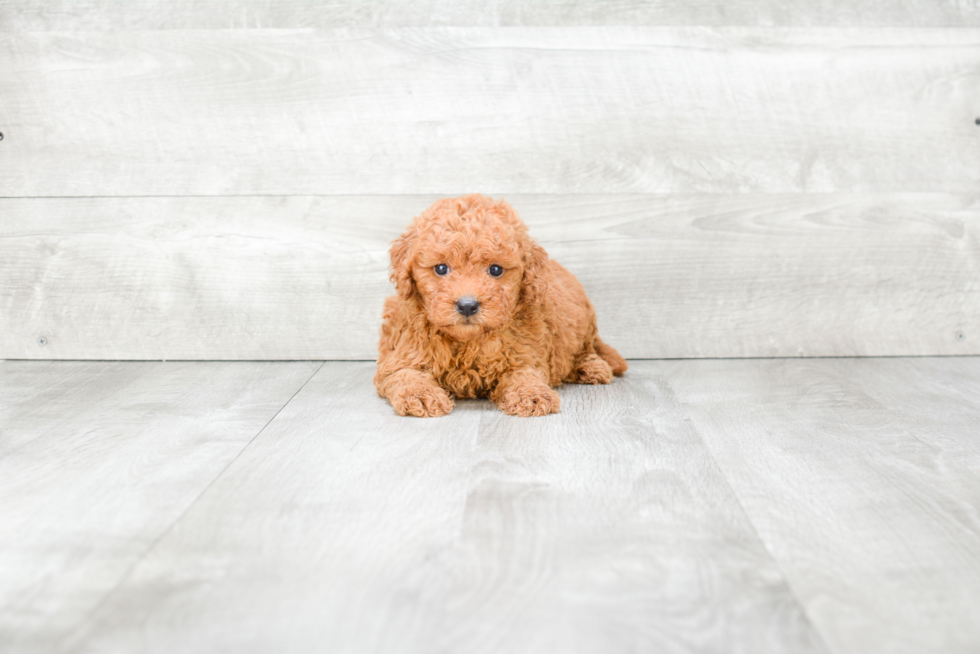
[497,384,560,417]
[389,383,455,417]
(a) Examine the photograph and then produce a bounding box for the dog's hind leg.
[594,337,628,377]
[568,352,614,385]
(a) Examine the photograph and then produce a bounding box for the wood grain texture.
[0,360,320,653]
[661,357,980,654]
[63,361,823,654]
[0,360,154,456]
[440,370,821,654]
[1,194,976,360]
[2,0,979,30]
[838,357,980,467]
[1,28,978,196]
[4,358,980,652]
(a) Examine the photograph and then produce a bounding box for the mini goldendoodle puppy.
[375,194,627,417]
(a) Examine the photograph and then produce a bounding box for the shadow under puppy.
[375,194,627,417]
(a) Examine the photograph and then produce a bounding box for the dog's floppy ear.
[388,224,417,300]
[519,239,550,308]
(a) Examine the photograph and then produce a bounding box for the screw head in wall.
[956,331,966,342]
[0,131,4,141]
[37,336,47,346]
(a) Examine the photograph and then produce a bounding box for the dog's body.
[375,194,626,417]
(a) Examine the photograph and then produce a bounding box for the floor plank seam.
[5,359,979,651]
[55,360,326,651]
[663,376,836,654]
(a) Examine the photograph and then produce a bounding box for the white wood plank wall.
[1,4,978,359]
[1,194,977,360]
[3,28,979,196]
[2,0,980,29]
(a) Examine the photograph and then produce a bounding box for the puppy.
[375,194,627,417]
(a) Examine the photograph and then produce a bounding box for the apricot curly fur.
[375,194,626,417]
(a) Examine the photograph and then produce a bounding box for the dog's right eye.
[434,264,449,276]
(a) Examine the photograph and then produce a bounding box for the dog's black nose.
[456,296,480,317]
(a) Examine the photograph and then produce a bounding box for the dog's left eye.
[488,264,503,278]
[434,264,449,276]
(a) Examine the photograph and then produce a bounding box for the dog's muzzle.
[455,296,480,317]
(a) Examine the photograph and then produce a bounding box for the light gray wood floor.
[1,358,978,653]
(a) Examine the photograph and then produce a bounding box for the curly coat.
[374,194,627,417]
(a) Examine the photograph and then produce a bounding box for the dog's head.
[389,194,548,341]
